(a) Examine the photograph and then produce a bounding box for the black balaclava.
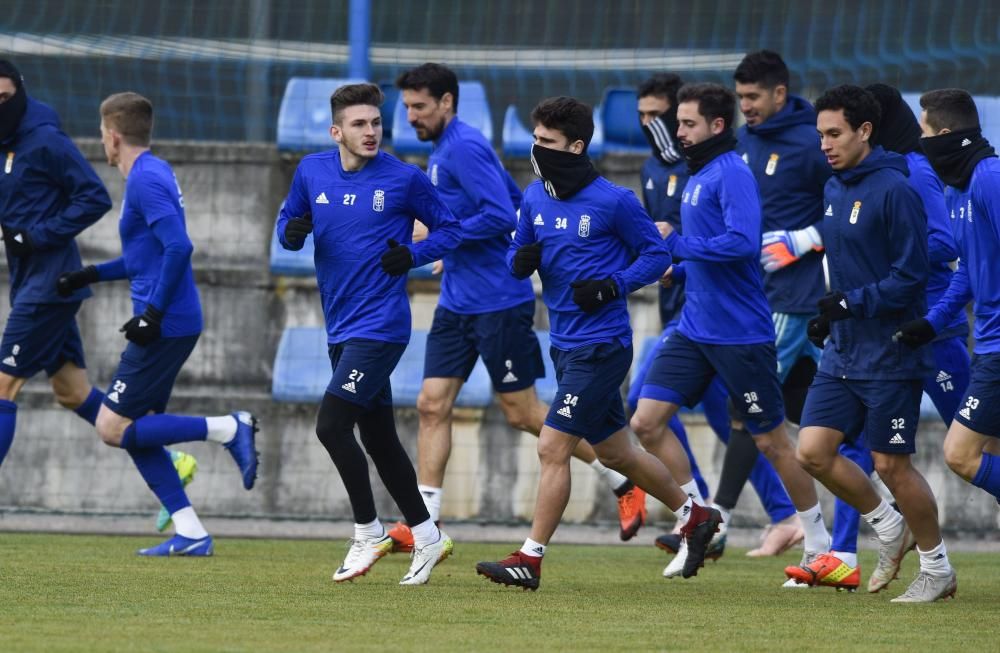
[866,83,922,155]
[0,60,27,143]
[642,106,682,165]
[530,143,599,200]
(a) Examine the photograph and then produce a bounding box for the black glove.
[284,213,313,248]
[381,238,413,276]
[893,317,937,349]
[569,278,619,313]
[120,305,163,347]
[56,265,99,297]
[807,315,830,348]
[2,226,34,258]
[512,241,542,279]
[817,291,852,321]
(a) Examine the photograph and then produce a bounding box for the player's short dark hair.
[733,50,790,90]
[395,63,460,110]
[814,84,881,132]
[330,83,384,124]
[676,83,736,129]
[920,89,980,132]
[100,92,153,146]
[637,73,683,107]
[531,96,594,149]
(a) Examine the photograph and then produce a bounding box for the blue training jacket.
[904,152,968,341]
[926,157,1000,355]
[95,152,202,337]
[510,176,670,351]
[820,147,932,380]
[665,150,775,345]
[737,96,831,314]
[277,149,462,345]
[0,98,111,305]
[428,118,534,314]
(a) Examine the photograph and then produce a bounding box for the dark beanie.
[0,60,23,89]
[866,83,922,155]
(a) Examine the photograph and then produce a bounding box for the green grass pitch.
[1,533,997,652]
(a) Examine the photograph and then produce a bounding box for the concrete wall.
[1,140,996,536]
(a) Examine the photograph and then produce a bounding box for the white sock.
[711,503,731,531]
[917,540,952,577]
[589,459,629,492]
[680,480,705,506]
[861,499,904,543]
[354,518,385,541]
[831,551,858,568]
[796,504,831,553]
[418,485,443,523]
[172,506,209,539]
[673,497,695,528]
[520,537,545,558]
[205,415,237,444]
[409,518,440,549]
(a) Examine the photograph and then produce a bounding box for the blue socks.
[0,399,16,466]
[124,445,191,514]
[972,453,1000,500]
[120,414,208,449]
[73,387,104,425]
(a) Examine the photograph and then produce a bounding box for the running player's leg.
[943,353,1000,499]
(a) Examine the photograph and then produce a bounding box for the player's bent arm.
[927,260,973,333]
[407,172,461,266]
[844,186,929,318]
[28,140,112,251]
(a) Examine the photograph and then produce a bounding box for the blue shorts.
[327,338,406,409]
[103,335,199,420]
[424,301,544,393]
[801,372,922,454]
[544,341,631,445]
[773,312,821,383]
[954,352,1000,437]
[640,332,783,434]
[923,336,971,425]
[0,302,86,378]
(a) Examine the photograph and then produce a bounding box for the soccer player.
[795,85,956,603]
[276,83,462,585]
[0,60,111,467]
[475,96,721,590]
[789,84,972,591]
[731,50,833,559]
[896,89,1000,504]
[630,82,830,578]
[634,71,802,563]
[58,92,260,557]
[388,63,647,552]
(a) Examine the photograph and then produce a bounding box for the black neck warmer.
[921,127,997,188]
[0,60,26,143]
[683,128,737,174]
[642,107,682,165]
[530,143,599,200]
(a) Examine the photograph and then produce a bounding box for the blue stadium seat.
[269,205,315,276]
[534,331,558,405]
[276,77,364,152]
[589,104,605,159]
[502,105,534,158]
[271,327,493,407]
[272,327,330,402]
[391,81,494,156]
[599,88,647,155]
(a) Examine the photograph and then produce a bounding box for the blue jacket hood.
[835,146,909,185]
[12,97,61,141]
[745,95,816,135]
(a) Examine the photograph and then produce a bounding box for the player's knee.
[95,412,123,447]
[416,390,449,424]
[629,411,659,444]
[753,432,785,462]
[871,454,911,484]
[596,447,632,473]
[499,400,536,433]
[942,438,977,480]
[536,438,571,467]
[795,444,828,476]
[0,373,22,402]
[52,384,88,410]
